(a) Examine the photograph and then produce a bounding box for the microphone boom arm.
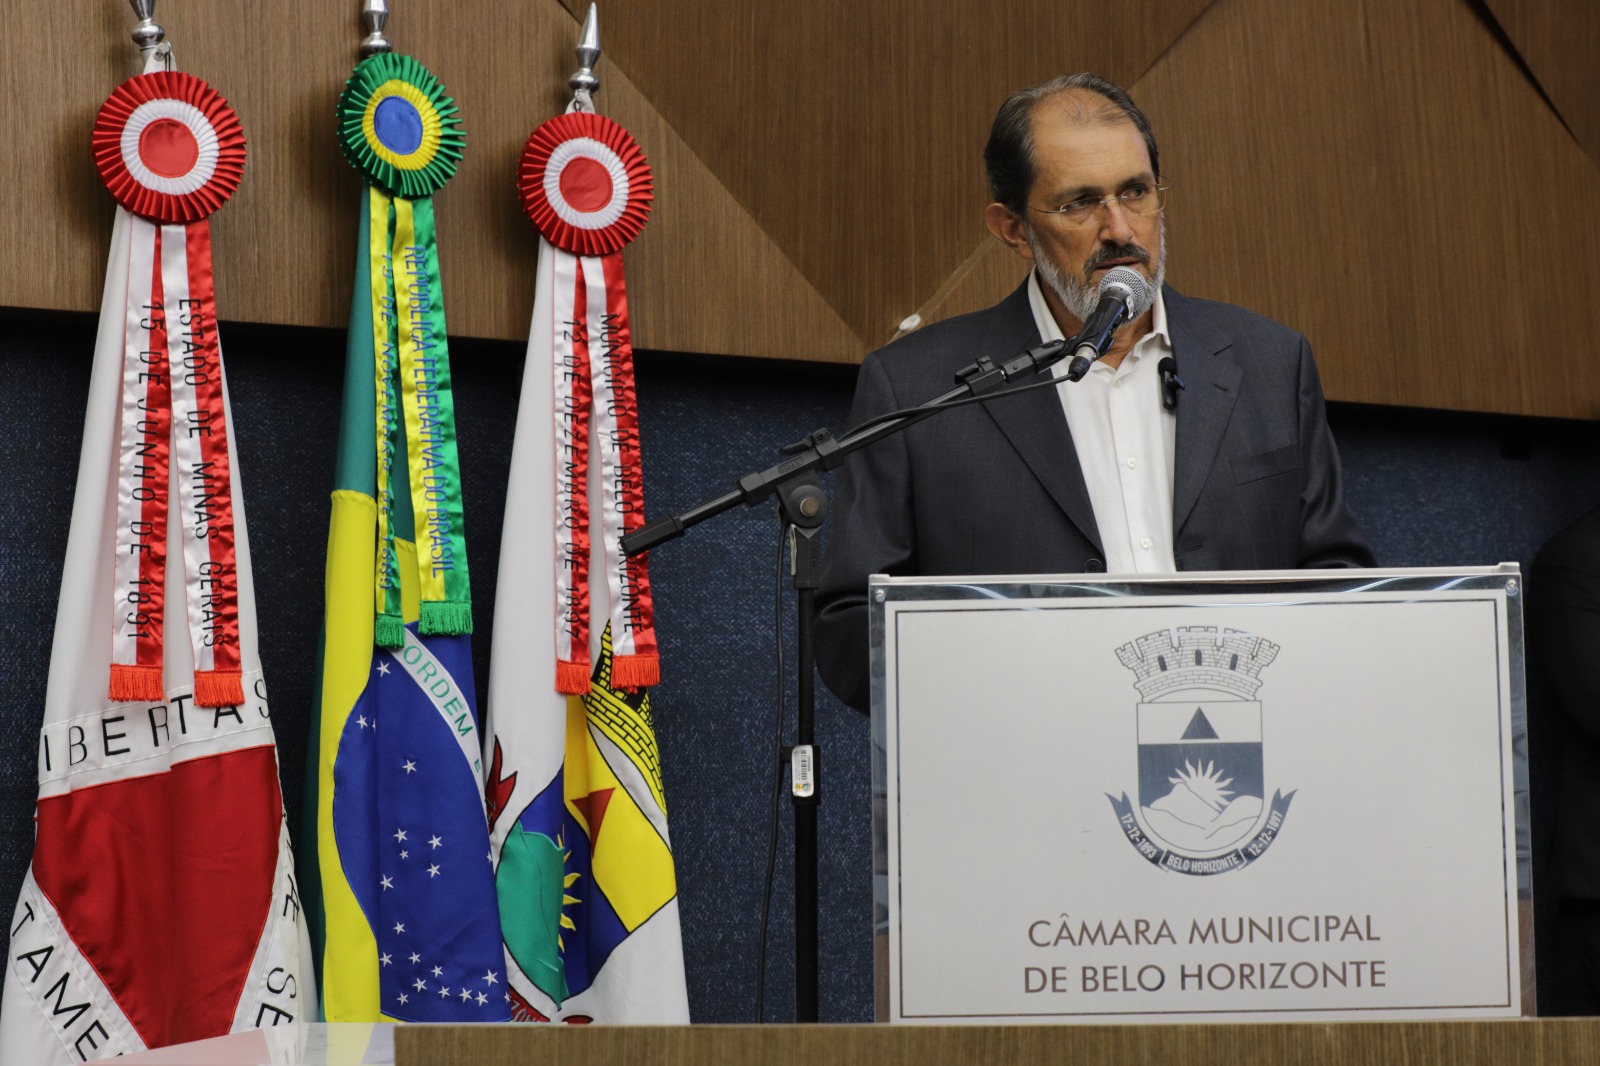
[620,334,1076,556]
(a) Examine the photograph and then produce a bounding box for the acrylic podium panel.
[869,565,1532,1024]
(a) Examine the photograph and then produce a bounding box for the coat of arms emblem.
[1107,627,1295,875]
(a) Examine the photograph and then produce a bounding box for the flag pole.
[359,0,393,57]
[128,0,162,57]
[570,3,600,113]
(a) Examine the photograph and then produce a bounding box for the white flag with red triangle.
[0,53,310,1063]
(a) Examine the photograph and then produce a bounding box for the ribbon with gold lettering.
[337,52,471,646]
[519,108,658,692]
[93,68,247,708]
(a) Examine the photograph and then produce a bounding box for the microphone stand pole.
[619,335,1074,1022]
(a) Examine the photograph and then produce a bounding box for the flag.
[0,54,309,1063]
[299,52,510,1024]
[483,89,689,1022]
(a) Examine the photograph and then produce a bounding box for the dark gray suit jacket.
[816,280,1375,712]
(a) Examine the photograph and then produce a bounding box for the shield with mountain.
[1106,627,1295,875]
[1138,706,1264,853]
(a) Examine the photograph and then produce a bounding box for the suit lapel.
[977,282,1103,553]
[1167,288,1243,535]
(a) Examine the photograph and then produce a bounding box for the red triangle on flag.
[570,788,614,849]
[31,747,281,1050]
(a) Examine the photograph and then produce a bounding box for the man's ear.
[984,202,1036,262]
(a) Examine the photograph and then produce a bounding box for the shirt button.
[1113,378,1124,389]
[1140,537,1153,550]
[1126,457,1137,469]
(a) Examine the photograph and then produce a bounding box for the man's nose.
[1097,199,1137,244]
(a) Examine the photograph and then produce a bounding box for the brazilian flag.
[298,202,509,1023]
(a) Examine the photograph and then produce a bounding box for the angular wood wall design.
[2,0,1595,416]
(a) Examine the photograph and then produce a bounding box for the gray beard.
[1030,225,1167,326]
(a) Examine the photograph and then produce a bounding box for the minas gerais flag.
[298,49,510,1023]
[0,48,310,1062]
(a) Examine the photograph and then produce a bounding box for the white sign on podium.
[869,566,1530,1024]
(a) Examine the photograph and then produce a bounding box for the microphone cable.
[844,370,1075,440]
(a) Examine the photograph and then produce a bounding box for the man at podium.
[817,73,1374,713]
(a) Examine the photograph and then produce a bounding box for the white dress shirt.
[1027,270,1178,575]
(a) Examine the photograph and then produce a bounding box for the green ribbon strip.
[391,195,471,635]
[366,188,471,644]
[369,187,405,647]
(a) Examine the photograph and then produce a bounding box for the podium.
[114,566,1543,1064]
[868,565,1532,1023]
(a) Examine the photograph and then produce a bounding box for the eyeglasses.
[1028,182,1170,227]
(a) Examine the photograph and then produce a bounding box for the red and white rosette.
[519,111,652,257]
[92,71,245,224]
[519,111,659,694]
[95,71,248,709]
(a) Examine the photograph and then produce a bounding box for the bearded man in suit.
[816,72,1374,713]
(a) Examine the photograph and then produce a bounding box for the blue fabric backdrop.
[0,308,1594,1020]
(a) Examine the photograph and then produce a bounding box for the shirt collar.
[1026,269,1170,351]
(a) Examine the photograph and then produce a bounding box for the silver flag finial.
[128,0,165,56]
[360,0,394,58]
[569,4,601,111]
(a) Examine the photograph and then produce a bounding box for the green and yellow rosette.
[338,53,463,199]
[338,53,471,646]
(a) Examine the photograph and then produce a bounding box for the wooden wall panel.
[908,238,1028,338]
[1481,0,1600,169]
[4,1,1598,417]
[1131,0,1389,403]
[0,0,860,362]
[569,22,863,363]
[1368,0,1600,418]
[923,0,1600,419]
[556,0,1213,351]
[1129,0,1600,418]
[2,2,126,316]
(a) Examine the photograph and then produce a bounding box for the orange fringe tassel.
[610,654,660,692]
[555,660,592,695]
[108,663,164,703]
[193,669,245,708]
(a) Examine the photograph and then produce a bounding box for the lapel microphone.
[1158,356,1184,412]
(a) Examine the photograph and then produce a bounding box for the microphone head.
[1098,265,1154,319]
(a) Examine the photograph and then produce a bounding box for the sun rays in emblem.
[556,830,581,952]
[1168,760,1235,813]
